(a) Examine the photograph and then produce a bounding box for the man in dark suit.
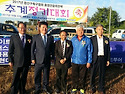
[54,30,73,93]
[31,21,54,94]
[90,24,110,94]
[8,22,32,94]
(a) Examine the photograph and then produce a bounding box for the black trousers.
[90,56,106,92]
[11,66,29,94]
[55,64,68,92]
[72,63,87,89]
[34,63,50,92]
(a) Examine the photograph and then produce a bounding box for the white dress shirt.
[61,40,66,56]
[19,33,26,47]
[41,33,47,44]
[97,35,104,56]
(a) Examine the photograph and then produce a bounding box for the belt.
[98,55,104,57]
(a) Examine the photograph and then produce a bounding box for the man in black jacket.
[90,24,110,94]
[54,30,73,93]
[8,22,32,94]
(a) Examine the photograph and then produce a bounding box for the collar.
[76,35,85,41]
[61,39,66,43]
[19,33,26,38]
[97,35,103,39]
[41,33,47,37]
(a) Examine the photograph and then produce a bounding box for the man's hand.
[32,60,35,64]
[60,59,65,64]
[86,63,91,68]
[64,58,66,62]
[51,59,54,63]
[9,62,13,67]
[106,61,110,66]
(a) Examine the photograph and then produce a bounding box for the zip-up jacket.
[71,35,93,65]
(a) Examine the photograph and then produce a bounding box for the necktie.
[21,35,25,47]
[62,41,64,56]
[43,35,46,46]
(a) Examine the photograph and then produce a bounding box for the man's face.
[18,23,26,35]
[39,24,47,35]
[76,27,84,37]
[96,26,103,36]
[60,31,67,41]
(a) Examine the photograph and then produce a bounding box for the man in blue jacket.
[71,24,93,94]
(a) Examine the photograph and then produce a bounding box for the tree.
[89,7,120,32]
[28,19,38,25]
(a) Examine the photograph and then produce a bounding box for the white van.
[112,29,125,39]
[47,27,95,40]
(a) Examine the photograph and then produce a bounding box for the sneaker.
[71,89,77,94]
[80,89,85,94]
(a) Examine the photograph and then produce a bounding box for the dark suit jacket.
[8,34,32,67]
[55,40,73,68]
[90,35,110,64]
[31,34,54,65]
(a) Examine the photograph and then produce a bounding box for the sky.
[0,0,125,22]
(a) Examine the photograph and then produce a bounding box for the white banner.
[0,0,88,22]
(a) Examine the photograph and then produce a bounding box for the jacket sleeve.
[65,41,73,60]
[55,41,62,61]
[31,35,36,60]
[107,38,110,61]
[8,35,14,64]
[49,36,55,60]
[87,39,93,63]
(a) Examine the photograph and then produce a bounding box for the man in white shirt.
[90,24,110,94]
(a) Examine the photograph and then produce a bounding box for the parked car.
[112,29,125,39]
[0,23,18,65]
[0,23,18,37]
[47,26,96,40]
[122,31,125,39]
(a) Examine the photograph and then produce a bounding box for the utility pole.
[109,6,112,38]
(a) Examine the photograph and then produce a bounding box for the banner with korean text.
[0,0,88,22]
[0,38,10,65]
[110,41,125,63]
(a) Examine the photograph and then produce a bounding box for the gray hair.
[76,24,84,31]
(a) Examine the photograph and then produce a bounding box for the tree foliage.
[89,7,120,30]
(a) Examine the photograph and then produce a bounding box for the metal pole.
[109,6,112,38]
[86,22,87,33]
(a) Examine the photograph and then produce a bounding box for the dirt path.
[0,65,125,94]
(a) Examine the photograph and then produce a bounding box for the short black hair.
[59,30,68,35]
[39,21,48,27]
[18,22,26,28]
[96,24,103,28]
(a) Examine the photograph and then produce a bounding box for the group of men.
[8,21,110,94]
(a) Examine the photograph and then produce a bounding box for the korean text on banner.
[0,0,88,22]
